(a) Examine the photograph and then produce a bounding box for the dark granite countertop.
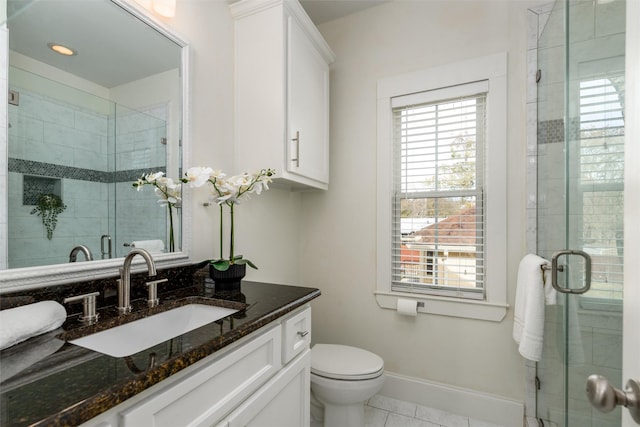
[0,278,320,427]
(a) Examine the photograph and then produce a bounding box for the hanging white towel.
[130,239,165,253]
[0,301,67,350]
[513,254,552,362]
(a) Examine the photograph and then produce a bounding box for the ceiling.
[6,0,387,88]
[7,0,181,88]
[299,0,389,25]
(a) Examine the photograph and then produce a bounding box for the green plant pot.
[209,263,246,291]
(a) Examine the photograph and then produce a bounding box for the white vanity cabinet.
[80,306,312,427]
[231,0,335,190]
[219,349,310,427]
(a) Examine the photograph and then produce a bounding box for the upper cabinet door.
[287,14,330,186]
[231,0,335,191]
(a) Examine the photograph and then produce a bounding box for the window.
[376,54,508,321]
[392,85,486,299]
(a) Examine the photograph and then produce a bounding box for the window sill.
[374,291,508,322]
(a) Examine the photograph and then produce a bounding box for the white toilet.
[310,344,385,427]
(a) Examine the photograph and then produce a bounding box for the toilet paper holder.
[396,298,425,316]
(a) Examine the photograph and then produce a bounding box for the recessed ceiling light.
[47,43,77,56]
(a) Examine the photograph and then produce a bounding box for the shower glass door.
[536,0,626,426]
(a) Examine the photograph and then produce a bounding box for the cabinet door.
[225,349,310,427]
[287,15,330,185]
[119,326,282,427]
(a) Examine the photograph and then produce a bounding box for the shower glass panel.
[6,67,169,267]
[113,104,171,258]
[535,0,625,426]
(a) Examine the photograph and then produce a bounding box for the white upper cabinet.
[231,0,335,190]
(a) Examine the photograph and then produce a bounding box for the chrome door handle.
[550,249,591,294]
[586,375,640,423]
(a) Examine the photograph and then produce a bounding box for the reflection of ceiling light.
[48,43,77,56]
[152,0,176,18]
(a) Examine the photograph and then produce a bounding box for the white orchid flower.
[134,178,145,191]
[145,171,165,183]
[210,169,226,180]
[185,166,214,188]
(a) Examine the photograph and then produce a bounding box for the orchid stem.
[219,204,223,260]
[168,205,174,252]
[229,202,235,264]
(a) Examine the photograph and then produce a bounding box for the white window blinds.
[391,81,487,299]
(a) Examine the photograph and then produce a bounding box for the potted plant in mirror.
[183,167,275,290]
[30,193,66,240]
[132,171,182,252]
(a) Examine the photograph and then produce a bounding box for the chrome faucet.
[117,248,157,315]
[69,245,94,262]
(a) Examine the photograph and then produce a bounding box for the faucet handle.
[64,291,100,324]
[145,278,168,308]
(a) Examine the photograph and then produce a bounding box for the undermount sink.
[69,304,239,357]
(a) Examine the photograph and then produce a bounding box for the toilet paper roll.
[396,298,418,316]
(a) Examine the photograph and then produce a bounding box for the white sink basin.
[69,304,238,357]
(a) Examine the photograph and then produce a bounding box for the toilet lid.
[311,344,384,380]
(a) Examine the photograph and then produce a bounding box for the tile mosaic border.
[8,158,165,183]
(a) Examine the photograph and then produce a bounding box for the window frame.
[376,53,508,322]
[392,86,487,299]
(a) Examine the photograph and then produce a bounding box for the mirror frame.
[0,0,192,293]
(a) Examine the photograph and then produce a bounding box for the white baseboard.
[380,371,524,427]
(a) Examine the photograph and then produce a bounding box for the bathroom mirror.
[0,0,192,291]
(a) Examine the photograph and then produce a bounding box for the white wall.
[165,0,551,406]
[299,0,547,403]
[166,0,302,286]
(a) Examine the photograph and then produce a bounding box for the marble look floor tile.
[385,412,440,427]
[365,405,389,427]
[368,394,417,417]
[415,405,469,427]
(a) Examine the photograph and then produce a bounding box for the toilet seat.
[311,344,384,380]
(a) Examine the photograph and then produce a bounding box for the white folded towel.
[513,254,552,362]
[0,301,67,350]
[131,239,165,253]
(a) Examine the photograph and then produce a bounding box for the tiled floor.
[363,394,508,427]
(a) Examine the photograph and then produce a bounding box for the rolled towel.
[0,301,67,350]
[130,239,165,253]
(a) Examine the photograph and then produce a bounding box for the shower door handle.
[586,375,640,423]
[101,234,112,259]
[550,249,591,294]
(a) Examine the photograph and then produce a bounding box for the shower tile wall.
[7,88,109,267]
[6,87,167,267]
[527,1,625,426]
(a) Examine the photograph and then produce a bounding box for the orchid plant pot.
[209,263,246,291]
